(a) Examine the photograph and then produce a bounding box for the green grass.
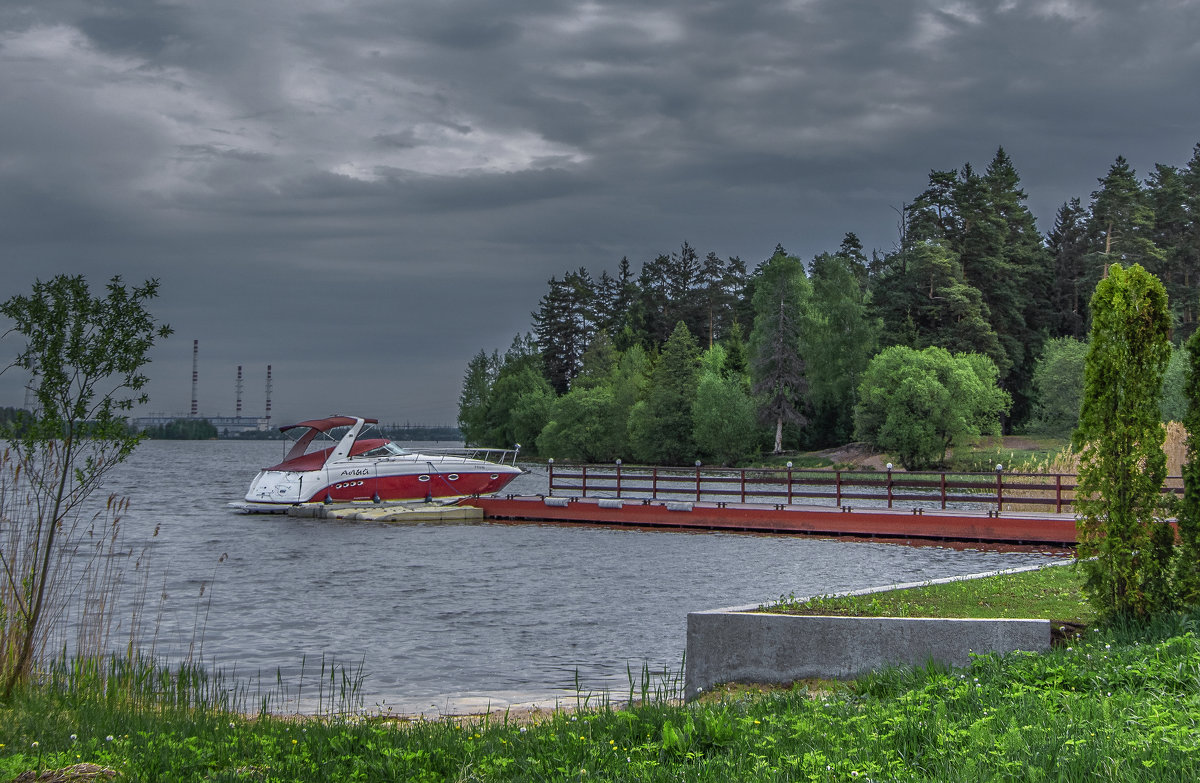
[761,563,1097,625]
[6,611,1200,780]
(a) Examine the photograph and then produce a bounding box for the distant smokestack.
[265,365,272,424]
[190,340,199,417]
[236,365,243,418]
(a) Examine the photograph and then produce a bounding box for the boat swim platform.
[286,500,484,523]
[466,495,1079,546]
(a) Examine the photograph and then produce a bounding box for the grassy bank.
[4,606,1200,780]
[762,562,1096,626]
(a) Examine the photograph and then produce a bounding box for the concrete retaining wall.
[684,563,1065,700]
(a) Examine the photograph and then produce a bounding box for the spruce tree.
[750,247,811,454]
[628,322,701,464]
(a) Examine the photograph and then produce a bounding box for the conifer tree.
[750,247,810,454]
[628,322,700,464]
[1073,263,1172,618]
[1047,198,1091,339]
[1177,325,1200,603]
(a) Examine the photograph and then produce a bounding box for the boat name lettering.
[340,468,371,477]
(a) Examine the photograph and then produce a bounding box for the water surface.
[98,441,1061,713]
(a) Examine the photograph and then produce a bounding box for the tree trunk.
[774,416,783,454]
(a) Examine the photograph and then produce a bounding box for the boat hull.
[245,462,521,505]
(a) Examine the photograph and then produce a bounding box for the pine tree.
[1088,156,1163,268]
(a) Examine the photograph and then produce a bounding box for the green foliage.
[804,249,880,446]
[457,349,498,446]
[12,614,1200,781]
[1029,336,1088,435]
[691,355,758,466]
[0,274,170,696]
[140,418,218,439]
[536,386,620,462]
[628,322,700,464]
[1160,342,1189,422]
[1073,263,1173,619]
[749,247,811,454]
[1177,326,1200,604]
[854,345,1010,470]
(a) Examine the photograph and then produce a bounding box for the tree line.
[458,143,1200,465]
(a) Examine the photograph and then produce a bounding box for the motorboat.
[240,415,522,510]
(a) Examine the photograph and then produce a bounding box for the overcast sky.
[1,0,1198,427]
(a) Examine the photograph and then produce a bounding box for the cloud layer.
[2,0,1198,423]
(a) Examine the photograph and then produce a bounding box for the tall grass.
[1,448,158,687]
[6,614,1200,781]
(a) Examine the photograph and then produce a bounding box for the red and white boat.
[240,415,522,511]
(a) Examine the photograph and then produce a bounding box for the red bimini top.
[267,416,384,471]
[266,438,391,472]
[279,416,378,434]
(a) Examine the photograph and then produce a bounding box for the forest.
[457,143,1200,468]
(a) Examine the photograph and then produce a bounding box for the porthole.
[418,475,431,482]
[447,474,459,481]
[490,474,499,480]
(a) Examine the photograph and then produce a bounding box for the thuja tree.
[1177,325,1200,603]
[0,275,171,697]
[1073,263,1172,618]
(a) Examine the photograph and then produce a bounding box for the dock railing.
[545,462,1185,514]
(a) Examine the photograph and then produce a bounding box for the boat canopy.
[279,416,378,433]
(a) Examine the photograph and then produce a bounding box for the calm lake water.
[93,440,1061,714]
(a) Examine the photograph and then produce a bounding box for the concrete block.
[685,611,1049,700]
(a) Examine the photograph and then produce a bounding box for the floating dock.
[286,501,483,523]
[468,495,1079,546]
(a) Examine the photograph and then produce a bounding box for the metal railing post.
[695,461,702,502]
[548,459,555,493]
[582,464,588,498]
[786,462,793,505]
[835,469,841,507]
[995,464,1004,513]
[940,473,946,510]
[616,459,622,498]
[740,468,746,503]
[887,463,893,509]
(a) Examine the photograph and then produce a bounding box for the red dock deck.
[468,495,1079,546]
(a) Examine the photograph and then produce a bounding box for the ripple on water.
[74,440,1067,713]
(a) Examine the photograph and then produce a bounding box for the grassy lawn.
[761,562,1097,626]
[10,565,1200,781]
[5,609,1200,781]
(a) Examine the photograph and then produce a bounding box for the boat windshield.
[358,441,410,458]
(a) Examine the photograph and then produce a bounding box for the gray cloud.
[2,0,1198,424]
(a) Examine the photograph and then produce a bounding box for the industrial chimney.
[265,365,272,424]
[190,340,199,417]
[236,365,243,418]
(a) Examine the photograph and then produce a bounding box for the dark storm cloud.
[2,0,1199,422]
